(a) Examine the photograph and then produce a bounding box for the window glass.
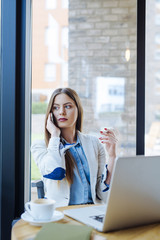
[31,0,137,200]
[61,62,68,83]
[45,0,57,9]
[62,0,68,8]
[45,63,56,82]
[146,0,160,155]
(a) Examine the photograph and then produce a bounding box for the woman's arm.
[31,137,66,180]
[31,112,67,180]
[99,128,117,185]
[94,128,117,202]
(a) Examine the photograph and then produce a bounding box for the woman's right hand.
[46,113,61,137]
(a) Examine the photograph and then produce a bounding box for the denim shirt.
[62,136,93,205]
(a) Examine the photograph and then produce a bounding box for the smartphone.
[50,112,54,123]
[50,112,58,127]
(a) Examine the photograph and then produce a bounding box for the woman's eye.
[53,106,59,110]
[65,105,71,109]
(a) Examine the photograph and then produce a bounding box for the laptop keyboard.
[89,214,105,223]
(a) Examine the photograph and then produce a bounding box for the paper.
[34,222,93,240]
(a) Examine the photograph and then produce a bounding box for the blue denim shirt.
[62,136,93,205]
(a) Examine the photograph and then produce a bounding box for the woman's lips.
[58,118,68,122]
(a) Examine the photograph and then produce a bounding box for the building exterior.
[32,0,68,101]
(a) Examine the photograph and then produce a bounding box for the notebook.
[34,222,92,240]
[64,156,160,232]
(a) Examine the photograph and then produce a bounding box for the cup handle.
[25,202,34,218]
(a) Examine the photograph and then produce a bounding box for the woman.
[31,88,117,207]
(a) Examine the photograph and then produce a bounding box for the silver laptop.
[63,156,160,232]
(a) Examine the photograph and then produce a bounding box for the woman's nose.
[59,107,65,115]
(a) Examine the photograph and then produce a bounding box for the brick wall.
[68,0,137,155]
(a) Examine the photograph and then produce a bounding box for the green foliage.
[31,133,44,180]
[31,157,41,180]
[32,102,47,114]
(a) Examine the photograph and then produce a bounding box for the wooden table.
[12,205,160,240]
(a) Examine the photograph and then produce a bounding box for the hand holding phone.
[46,113,60,137]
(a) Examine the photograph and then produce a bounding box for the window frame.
[136,0,145,155]
[0,0,28,239]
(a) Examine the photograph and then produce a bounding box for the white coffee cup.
[25,199,56,220]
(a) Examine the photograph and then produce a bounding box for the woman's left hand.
[99,128,118,158]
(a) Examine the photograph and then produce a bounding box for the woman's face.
[52,93,78,130]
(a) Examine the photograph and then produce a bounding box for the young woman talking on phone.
[31,88,117,207]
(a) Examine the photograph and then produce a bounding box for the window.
[61,27,68,49]
[31,0,137,200]
[155,50,160,59]
[155,15,160,25]
[61,62,68,83]
[96,77,125,114]
[45,63,56,82]
[45,15,59,62]
[155,33,160,44]
[146,0,160,155]
[155,71,160,84]
[62,0,68,8]
[45,0,57,9]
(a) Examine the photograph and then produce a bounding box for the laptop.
[63,156,160,232]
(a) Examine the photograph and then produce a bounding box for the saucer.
[21,210,64,226]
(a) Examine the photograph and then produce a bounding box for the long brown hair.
[44,88,83,184]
